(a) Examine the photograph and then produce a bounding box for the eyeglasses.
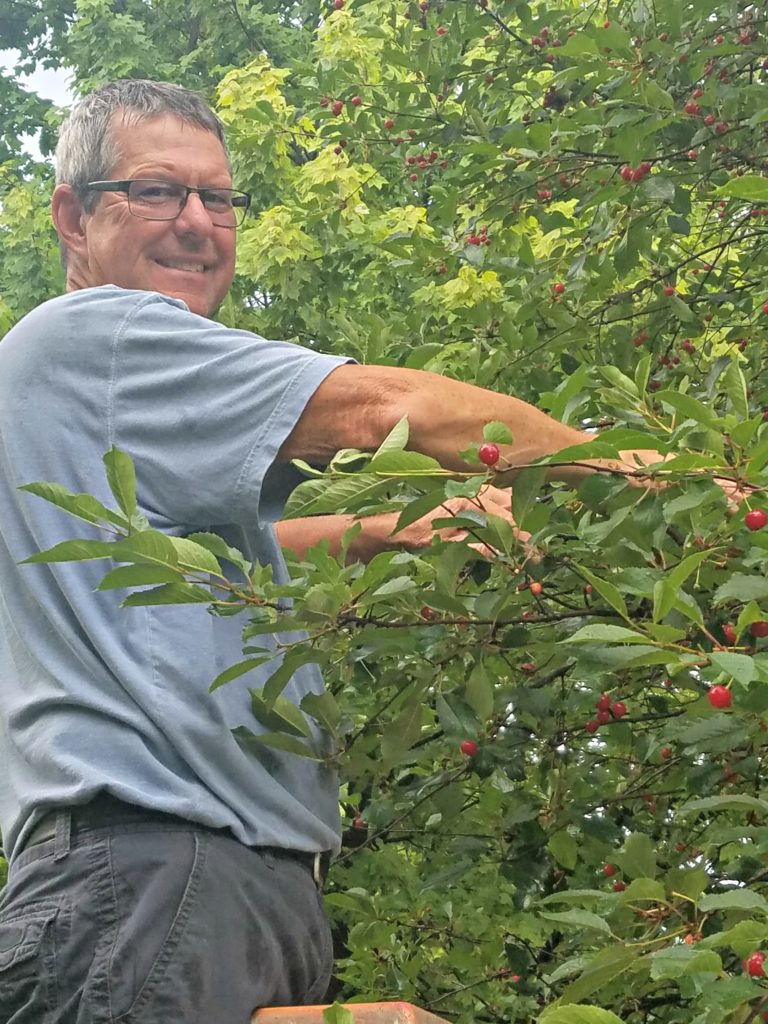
[84,179,252,228]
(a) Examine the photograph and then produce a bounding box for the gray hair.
[55,79,230,213]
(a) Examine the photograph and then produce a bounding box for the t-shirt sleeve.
[109,293,352,527]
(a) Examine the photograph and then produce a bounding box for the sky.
[0,50,74,159]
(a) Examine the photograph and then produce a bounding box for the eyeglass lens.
[127,180,247,226]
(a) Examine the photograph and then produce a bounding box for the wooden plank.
[253,1002,449,1024]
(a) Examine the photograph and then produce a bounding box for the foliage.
[5,1,768,1022]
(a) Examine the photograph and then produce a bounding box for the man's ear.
[51,184,89,263]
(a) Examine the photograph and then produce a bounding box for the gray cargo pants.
[0,806,333,1023]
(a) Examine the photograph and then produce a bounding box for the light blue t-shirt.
[0,286,351,860]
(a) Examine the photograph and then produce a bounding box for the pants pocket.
[0,902,60,1024]
[108,830,206,1022]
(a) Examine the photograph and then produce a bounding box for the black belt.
[19,793,332,886]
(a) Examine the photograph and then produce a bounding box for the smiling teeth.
[158,260,205,272]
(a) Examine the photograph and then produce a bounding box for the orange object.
[253,1003,448,1024]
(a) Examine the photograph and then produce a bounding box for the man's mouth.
[155,259,207,273]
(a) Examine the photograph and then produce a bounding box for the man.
[0,80,657,1023]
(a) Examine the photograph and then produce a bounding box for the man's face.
[78,112,237,317]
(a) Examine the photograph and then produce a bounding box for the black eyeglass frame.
[84,179,252,228]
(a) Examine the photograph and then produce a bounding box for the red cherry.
[585,719,600,734]
[612,881,626,892]
[746,509,768,531]
[460,739,478,757]
[751,621,768,638]
[603,863,617,877]
[384,118,394,129]
[596,693,611,713]
[692,88,704,99]
[746,951,766,977]
[762,303,768,315]
[661,746,672,760]
[320,96,330,108]
[436,25,446,35]
[611,701,627,719]
[420,606,435,620]
[553,282,566,295]
[597,710,611,725]
[331,100,344,116]
[529,581,543,596]
[478,442,501,466]
[708,685,732,709]
[333,0,344,7]
[620,165,633,181]
[353,816,365,829]
[684,101,700,115]
[351,95,362,107]
[687,149,699,160]
[663,286,675,296]
[723,623,737,644]
[521,662,537,674]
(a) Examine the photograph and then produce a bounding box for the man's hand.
[391,485,532,560]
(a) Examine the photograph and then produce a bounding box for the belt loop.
[53,808,72,862]
[312,852,322,889]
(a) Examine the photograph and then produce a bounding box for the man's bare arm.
[278,365,658,484]
[276,488,529,564]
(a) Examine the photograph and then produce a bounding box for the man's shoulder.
[12,286,190,331]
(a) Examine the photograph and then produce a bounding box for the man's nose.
[174,191,214,235]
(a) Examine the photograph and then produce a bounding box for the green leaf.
[538,909,611,935]
[676,794,768,815]
[714,574,768,606]
[620,832,657,879]
[511,466,547,529]
[18,481,128,529]
[699,890,768,913]
[19,539,115,564]
[555,946,638,1007]
[250,689,311,737]
[209,656,275,693]
[573,566,628,620]
[655,391,722,429]
[283,475,391,519]
[649,945,721,980]
[186,532,252,576]
[548,832,579,871]
[372,415,409,457]
[232,726,320,760]
[121,582,212,606]
[539,1006,624,1024]
[168,536,223,575]
[724,359,749,420]
[110,531,180,567]
[714,175,768,202]
[564,625,648,644]
[368,450,446,476]
[709,652,756,685]
[465,661,494,719]
[394,488,450,534]
[103,446,138,520]
[482,421,514,444]
[300,691,341,733]
[322,1004,355,1024]
[96,564,182,589]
